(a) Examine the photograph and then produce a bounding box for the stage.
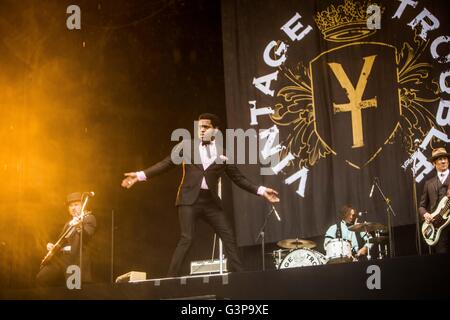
[2,253,448,300]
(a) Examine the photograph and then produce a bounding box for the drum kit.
[272,238,327,269]
[271,222,389,269]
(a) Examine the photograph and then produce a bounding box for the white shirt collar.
[437,169,449,183]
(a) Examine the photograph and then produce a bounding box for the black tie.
[203,143,212,158]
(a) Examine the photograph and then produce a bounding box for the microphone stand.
[373,178,396,258]
[78,193,92,289]
[411,146,423,256]
[255,206,275,271]
[216,178,225,274]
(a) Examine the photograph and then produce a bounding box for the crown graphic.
[314,0,379,42]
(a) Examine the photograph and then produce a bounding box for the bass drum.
[279,248,327,269]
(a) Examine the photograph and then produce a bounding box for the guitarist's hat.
[66,192,82,204]
[429,147,450,162]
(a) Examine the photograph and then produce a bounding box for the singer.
[121,113,279,276]
[36,192,97,287]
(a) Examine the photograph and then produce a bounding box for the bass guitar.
[422,196,450,246]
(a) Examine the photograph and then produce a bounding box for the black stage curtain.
[222,0,450,246]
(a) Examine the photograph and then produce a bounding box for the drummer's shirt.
[323,220,372,253]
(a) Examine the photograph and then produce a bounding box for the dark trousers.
[36,253,92,287]
[36,255,70,287]
[434,228,450,254]
[167,190,243,276]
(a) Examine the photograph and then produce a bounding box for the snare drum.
[325,239,353,264]
[279,248,327,269]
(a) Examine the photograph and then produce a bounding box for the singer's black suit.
[419,174,450,253]
[143,140,260,276]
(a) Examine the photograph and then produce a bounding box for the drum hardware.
[370,177,396,258]
[347,222,387,233]
[348,222,388,260]
[372,230,389,259]
[276,238,317,249]
[269,249,290,269]
[368,235,389,244]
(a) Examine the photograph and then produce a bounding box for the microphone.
[358,211,367,217]
[272,205,281,221]
[369,182,375,198]
[84,191,95,197]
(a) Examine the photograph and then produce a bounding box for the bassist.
[419,148,450,253]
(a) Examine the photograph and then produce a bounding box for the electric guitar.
[422,196,450,246]
[40,214,87,267]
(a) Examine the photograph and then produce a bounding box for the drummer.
[324,204,372,259]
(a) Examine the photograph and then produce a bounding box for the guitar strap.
[335,222,342,239]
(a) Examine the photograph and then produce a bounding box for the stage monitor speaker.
[115,271,146,283]
[190,259,227,275]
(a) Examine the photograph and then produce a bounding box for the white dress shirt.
[438,169,449,184]
[199,141,217,189]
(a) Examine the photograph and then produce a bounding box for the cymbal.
[348,222,387,232]
[368,236,389,244]
[277,238,316,249]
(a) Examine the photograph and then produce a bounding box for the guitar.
[422,196,450,246]
[40,214,86,267]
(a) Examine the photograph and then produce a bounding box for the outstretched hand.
[121,172,139,189]
[263,188,280,203]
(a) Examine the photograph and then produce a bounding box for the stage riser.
[2,254,448,299]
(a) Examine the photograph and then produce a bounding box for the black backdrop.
[222,0,450,246]
[1,0,450,290]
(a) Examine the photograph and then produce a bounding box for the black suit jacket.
[59,214,97,282]
[419,175,450,217]
[143,141,259,206]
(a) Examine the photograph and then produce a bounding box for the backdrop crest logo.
[314,0,378,42]
[271,0,442,171]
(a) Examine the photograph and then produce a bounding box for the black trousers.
[167,190,243,276]
[434,227,450,254]
[36,253,92,287]
[36,255,71,287]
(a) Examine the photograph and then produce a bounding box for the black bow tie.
[201,141,211,146]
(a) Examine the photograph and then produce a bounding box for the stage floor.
[2,253,449,299]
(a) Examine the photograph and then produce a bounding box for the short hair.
[198,113,221,128]
[339,204,355,219]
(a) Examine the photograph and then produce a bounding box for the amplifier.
[115,271,147,283]
[190,259,228,275]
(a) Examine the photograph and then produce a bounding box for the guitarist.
[419,147,450,253]
[36,192,96,287]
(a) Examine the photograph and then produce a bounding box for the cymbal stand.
[373,178,396,258]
